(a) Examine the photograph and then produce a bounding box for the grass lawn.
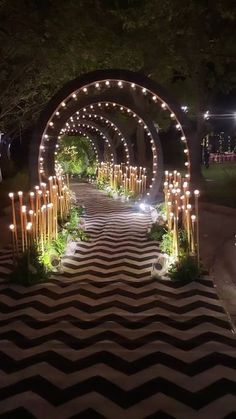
[202,163,236,208]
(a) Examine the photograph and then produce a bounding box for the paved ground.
[199,204,236,326]
[0,183,236,418]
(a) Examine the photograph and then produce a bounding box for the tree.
[0,0,235,185]
[111,0,236,184]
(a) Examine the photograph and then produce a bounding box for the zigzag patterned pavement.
[0,182,236,418]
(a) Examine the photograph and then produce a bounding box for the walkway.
[0,183,235,418]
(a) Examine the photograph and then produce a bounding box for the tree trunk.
[189,115,206,191]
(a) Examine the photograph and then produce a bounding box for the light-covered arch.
[31,69,191,199]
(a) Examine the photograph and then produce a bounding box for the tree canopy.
[0,0,235,137]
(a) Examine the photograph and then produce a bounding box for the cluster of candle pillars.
[97,162,147,195]
[164,170,200,264]
[9,175,71,261]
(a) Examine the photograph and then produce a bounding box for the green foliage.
[59,205,89,243]
[107,190,113,198]
[121,188,137,199]
[156,202,166,217]
[96,177,109,190]
[168,255,201,282]
[147,223,167,241]
[77,229,89,242]
[159,227,189,256]
[0,0,235,140]
[57,136,97,177]
[178,228,189,254]
[160,230,174,255]
[9,203,88,286]
[9,245,51,286]
[51,231,68,257]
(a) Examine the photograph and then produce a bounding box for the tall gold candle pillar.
[9,224,17,264]
[194,190,200,265]
[191,214,196,254]
[21,205,28,251]
[9,193,18,246]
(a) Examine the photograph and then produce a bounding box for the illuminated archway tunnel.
[31,69,192,199]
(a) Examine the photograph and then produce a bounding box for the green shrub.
[168,254,201,282]
[160,230,174,255]
[9,245,51,286]
[77,229,89,241]
[57,135,97,176]
[147,223,167,241]
[156,202,166,216]
[96,177,109,190]
[9,201,89,286]
[51,231,69,257]
[107,190,114,198]
[178,228,189,254]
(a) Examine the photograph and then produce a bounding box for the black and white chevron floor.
[0,182,236,418]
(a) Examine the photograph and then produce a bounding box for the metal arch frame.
[73,99,162,195]
[75,118,129,164]
[76,108,135,165]
[41,95,162,196]
[31,69,191,198]
[36,96,162,198]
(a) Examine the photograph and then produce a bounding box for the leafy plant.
[147,223,167,241]
[178,228,189,254]
[77,229,89,241]
[107,190,114,198]
[58,205,89,243]
[57,135,97,176]
[120,187,138,199]
[160,230,174,255]
[96,177,109,190]
[9,245,51,286]
[51,231,69,257]
[156,202,166,216]
[168,255,201,282]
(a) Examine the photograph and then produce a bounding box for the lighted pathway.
[0,182,235,418]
